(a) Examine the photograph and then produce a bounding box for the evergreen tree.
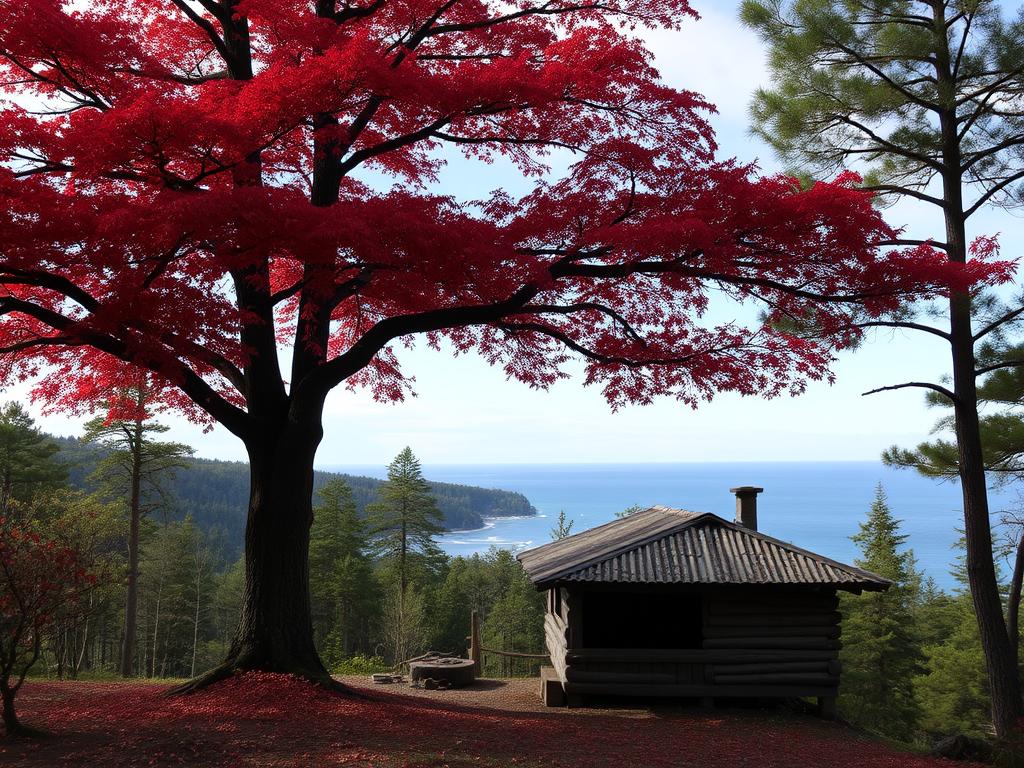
[0,402,65,518]
[135,516,223,680]
[917,593,993,739]
[884,343,1024,655]
[915,538,1006,740]
[838,485,923,741]
[550,510,574,540]
[481,562,545,677]
[309,479,377,666]
[615,504,645,519]
[431,554,494,653]
[82,384,193,677]
[742,0,1024,736]
[366,448,444,661]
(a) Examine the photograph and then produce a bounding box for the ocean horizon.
[320,460,1020,592]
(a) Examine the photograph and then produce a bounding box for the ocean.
[321,461,1019,592]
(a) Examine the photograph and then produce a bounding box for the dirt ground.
[0,674,985,767]
[341,675,653,716]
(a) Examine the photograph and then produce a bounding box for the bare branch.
[862,381,959,403]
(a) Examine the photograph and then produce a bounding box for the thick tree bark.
[1,686,19,736]
[171,411,344,692]
[120,418,143,677]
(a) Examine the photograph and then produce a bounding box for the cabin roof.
[516,505,890,591]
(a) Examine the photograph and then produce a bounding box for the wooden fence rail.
[469,610,550,675]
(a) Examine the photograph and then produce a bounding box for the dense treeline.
[49,434,536,555]
[1,407,544,696]
[838,486,1023,749]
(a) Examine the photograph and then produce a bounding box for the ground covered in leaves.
[1,674,983,767]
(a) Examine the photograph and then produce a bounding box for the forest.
[0,404,546,688]
[50,434,536,555]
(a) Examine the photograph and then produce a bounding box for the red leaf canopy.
[0,0,998,432]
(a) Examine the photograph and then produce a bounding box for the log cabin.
[516,487,890,716]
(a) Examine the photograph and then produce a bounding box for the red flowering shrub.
[1,674,987,766]
[0,518,93,736]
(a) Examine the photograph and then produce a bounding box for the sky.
[12,1,1024,466]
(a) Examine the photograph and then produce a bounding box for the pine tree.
[550,510,574,540]
[0,402,65,518]
[481,562,545,677]
[309,479,377,665]
[742,0,1024,736]
[82,385,193,677]
[917,594,992,739]
[366,448,444,660]
[915,539,1006,739]
[839,485,923,741]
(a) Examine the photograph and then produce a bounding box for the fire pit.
[409,657,476,688]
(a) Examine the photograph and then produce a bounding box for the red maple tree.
[0,0,1004,687]
[0,519,93,735]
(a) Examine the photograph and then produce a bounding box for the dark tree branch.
[974,305,1024,341]
[167,0,234,65]
[862,381,959,403]
[857,319,951,341]
[975,360,1024,377]
[517,302,646,344]
[0,297,250,436]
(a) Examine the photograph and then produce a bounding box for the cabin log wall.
[543,587,843,701]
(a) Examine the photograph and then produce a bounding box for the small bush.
[331,654,390,676]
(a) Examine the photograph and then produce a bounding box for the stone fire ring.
[409,657,476,688]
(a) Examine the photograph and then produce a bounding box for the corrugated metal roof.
[517,505,889,591]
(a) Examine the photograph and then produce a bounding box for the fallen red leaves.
[0,675,981,768]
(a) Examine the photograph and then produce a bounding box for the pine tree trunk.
[1007,531,1023,656]
[933,23,1023,736]
[120,427,142,677]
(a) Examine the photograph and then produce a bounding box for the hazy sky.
[14,1,1024,466]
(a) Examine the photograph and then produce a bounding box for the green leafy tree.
[309,479,378,666]
[742,0,1024,736]
[366,448,444,661]
[207,557,245,666]
[138,517,211,679]
[0,402,65,518]
[839,485,923,740]
[38,491,124,680]
[82,385,193,677]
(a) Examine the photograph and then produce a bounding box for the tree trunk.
[1008,530,1024,656]
[933,18,1022,735]
[1,685,19,736]
[171,415,341,692]
[120,419,143,677]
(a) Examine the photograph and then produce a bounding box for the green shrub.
[331,654,390,676]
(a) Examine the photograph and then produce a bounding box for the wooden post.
[470,610,482,673]
[817,696,837,720]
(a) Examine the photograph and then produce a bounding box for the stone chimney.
[729,486,763,531]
